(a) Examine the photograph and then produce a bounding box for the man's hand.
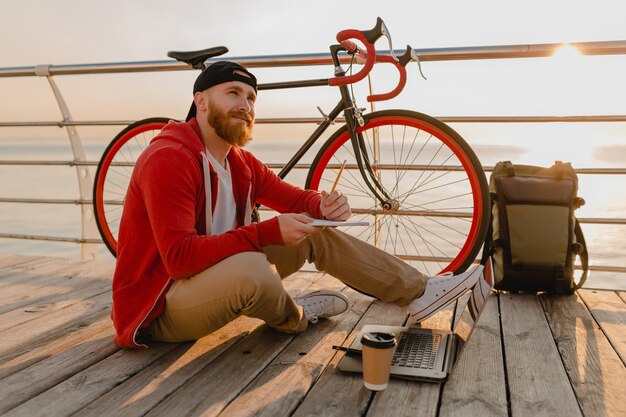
[277,213,320,246]
[320,190,352,221]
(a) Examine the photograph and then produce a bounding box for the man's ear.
[193,91,208,114]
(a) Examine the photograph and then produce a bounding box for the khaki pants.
[149,228,427,342]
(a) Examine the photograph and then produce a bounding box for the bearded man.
[111,61,482,348]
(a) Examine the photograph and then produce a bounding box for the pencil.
[321,160,347,230]
[330,160,347,193]
[332,345,362,357]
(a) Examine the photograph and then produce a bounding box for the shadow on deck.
[0,254,624,417]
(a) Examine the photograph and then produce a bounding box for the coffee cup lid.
[361,331,397,349]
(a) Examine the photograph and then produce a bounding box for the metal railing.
[1,40,625,274]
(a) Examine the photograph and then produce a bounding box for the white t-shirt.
[204,149,237,235]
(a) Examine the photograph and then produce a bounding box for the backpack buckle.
[573,197,586,209]
[571,242,584,255]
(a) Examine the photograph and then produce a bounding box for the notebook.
[337,260,493,382]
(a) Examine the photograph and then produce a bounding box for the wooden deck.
[0,254,625,417]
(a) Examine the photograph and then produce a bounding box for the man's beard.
[207,103,254,147]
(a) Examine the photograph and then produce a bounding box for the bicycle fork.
[339,85,399,211]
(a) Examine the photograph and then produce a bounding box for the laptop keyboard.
[392,332,441,369]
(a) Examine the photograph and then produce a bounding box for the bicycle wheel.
[306,110,489,275]
[93,117,170,257]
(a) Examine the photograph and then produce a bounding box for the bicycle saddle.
[167,46,229,69]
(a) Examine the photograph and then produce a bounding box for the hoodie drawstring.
[200,151,213,236]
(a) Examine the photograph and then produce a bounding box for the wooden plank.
[0,316,112,378]
[0,325,117,414]
[215,279,373,417]
[365,300,456,417]
[0,258,113,314]
[3,343,179,417]
[618,291,626,304]
[0,291,111,363]
[438,295,508,417]
[145,326,295,417]
[499,293,582,417]
[541,292,626,417]
[73,271,324,417]
[578,289,626,365]
[143,273,334,417]
[0,255,48,271]
[73,317,259,417]
[0,277,110,333]
[0,254,27,269]
[0,256,63,286]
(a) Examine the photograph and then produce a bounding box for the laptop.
[337,260,493,382]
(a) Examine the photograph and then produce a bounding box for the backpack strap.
[480,193,496,265]
[573,219,589,290]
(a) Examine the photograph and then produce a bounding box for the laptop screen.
[450,258,493,352]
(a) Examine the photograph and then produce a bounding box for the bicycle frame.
[94,17,490,271]
[258,58,396,209]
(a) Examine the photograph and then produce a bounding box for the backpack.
[486,161,589,294]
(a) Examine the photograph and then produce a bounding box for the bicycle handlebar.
[329,18,419,102]
[329,29,377,87]
[367,54,406,102]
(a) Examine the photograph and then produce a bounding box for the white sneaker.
[294,289,349,323]
[408,265,484,323]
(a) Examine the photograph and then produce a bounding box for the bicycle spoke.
[399,141,447,203]
[414,192,474,208]
[331,149,373,196]
[399,214,456,273]
[412,151,455,191]
[396,214,441,274]
[141,131,150,149]
[391,125,399,196]
[363,129,376,166]
[397,133,434,191]
[398,176,470,201]
[402,213,463,251]
[107,167,132,182]
[395,214,432,274]
[348,213,377,240]
[399,202,474,222]
[391,125,408,197]
[420,213,470,237]
[105,178,131,194]
[394,128,422,188]
[318,176,368,196]
[115,145,138,178]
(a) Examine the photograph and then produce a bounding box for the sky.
[1,0,625,163]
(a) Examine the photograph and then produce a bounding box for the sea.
[1,123,625,290]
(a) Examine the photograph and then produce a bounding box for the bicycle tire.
[306,110,489,275]
[93,117,171,257]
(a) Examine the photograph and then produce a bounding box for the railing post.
[35,65,99,259]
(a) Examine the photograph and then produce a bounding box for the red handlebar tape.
[331,29,407,102]
[367,54,407,102]
[329,30,376,87]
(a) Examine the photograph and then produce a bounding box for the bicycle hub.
[381,199,400,211]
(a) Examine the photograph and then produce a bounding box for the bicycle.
[93,17,490,276]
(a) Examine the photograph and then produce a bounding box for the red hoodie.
[111,118,323,348]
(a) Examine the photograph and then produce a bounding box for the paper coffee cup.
[361,331,397,391]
